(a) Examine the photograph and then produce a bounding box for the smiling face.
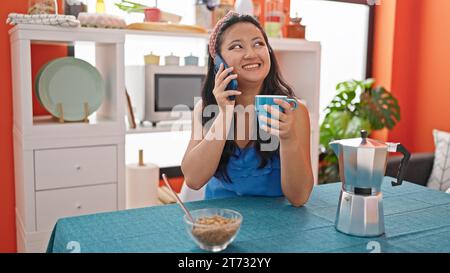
[219,22,271,85]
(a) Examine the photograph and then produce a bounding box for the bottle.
[264,0,283,38]
[96,0,105,14]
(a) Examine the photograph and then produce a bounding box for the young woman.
[181,12,313,206]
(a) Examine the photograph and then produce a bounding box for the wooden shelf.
[9,24,125,44]
[126,28,209,40]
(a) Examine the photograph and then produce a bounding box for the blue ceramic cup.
[255,95,298,128]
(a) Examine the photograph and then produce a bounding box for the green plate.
[35,61,52,106]
[37,57,105,121]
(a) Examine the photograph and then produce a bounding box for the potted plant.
[319,78,401,184]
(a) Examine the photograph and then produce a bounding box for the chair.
[385,152,434,187]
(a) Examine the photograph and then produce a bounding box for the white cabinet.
[35,183,117,231]
[9,24,126,253]
[34,146,117,190]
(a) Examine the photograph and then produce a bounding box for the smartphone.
[214,54,238,101]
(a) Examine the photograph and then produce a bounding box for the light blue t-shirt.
[204,146,283,199]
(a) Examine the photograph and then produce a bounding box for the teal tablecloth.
[46,178,450,253]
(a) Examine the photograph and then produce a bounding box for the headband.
[208,11,239,59]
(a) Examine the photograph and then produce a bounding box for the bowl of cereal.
[184,208,243,252]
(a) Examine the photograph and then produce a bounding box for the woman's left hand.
[259,98,307,142]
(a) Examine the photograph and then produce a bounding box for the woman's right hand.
[213,63,241,112]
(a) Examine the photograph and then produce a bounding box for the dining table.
[46,177,450,253]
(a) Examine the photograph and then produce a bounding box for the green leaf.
[359,86,401,130]
[344,116,371,137]
[320,111,353,148]
[115,0,149,13]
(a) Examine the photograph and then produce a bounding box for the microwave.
[125,64,206,126]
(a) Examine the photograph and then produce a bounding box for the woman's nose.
[244,47,258,59]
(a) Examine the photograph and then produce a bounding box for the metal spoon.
[162,173,195,223]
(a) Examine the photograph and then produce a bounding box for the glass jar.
[286,14,305,39]
[144,52,160,65]
[264,0,284,38]
[64,0,88,18]
[165,53,180,66]
[184,53,199,66]
[28,0,58,15]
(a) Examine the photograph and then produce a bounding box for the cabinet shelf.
[10,24,125,139]
[27,115,124,139]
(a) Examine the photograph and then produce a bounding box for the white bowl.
[183,208,243,252]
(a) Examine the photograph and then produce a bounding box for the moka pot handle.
[388,143,411,186]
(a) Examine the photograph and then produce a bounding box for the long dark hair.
[201,14,295,183]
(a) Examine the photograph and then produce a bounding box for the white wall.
[291,0,369,122]
[126,131,191,167]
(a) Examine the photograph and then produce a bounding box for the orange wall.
[372,0,396,92]
[1,0,66,252]
[386,0,421,151]
[373,0,450,152]
[370,0,396,142]
[412,0,450,151]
